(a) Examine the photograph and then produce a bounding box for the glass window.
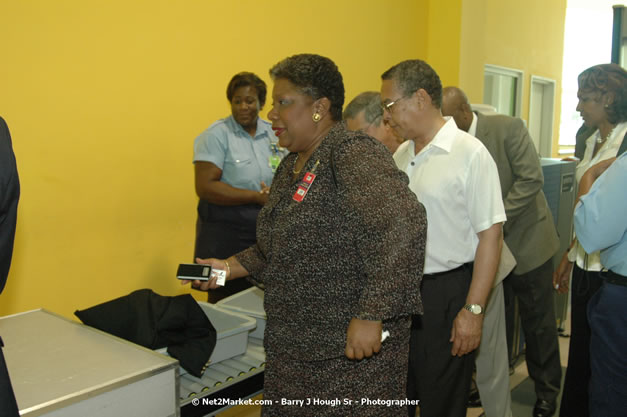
[483,65,523,117]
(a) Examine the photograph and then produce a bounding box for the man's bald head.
[441,86,473,132]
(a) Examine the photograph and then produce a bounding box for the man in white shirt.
[380,60,505,417]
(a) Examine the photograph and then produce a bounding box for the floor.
[216,322,572,417]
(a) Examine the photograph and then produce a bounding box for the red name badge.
[292,172,316,202]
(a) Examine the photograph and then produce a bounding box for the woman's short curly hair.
[226,72,267,108]
[578,63,627,124]
[269,54,345,121]
[381,59,442,108]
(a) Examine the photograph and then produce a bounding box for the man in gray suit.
[442,87,561,417]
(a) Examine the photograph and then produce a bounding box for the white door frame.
[529,75,556,157]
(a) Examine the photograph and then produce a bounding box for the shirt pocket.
[224,154,253,166]
[223,153,257,189]
[223,155,253,174]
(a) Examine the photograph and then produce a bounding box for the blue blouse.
[574,152,627,276]
[193,115,282,191]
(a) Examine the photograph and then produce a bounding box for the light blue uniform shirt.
[193,115,282,191]
[574,152,627,276]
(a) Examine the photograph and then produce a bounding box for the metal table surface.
[0,309,179,417]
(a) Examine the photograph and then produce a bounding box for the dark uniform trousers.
[194,201,258,303]
[588,278,627,417]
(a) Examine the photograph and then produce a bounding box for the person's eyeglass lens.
[381,97,406,113]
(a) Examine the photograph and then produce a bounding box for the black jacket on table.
[75,289,216,377]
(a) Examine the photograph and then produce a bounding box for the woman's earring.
[312,113,321,122]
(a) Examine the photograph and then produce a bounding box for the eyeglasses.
[380,96,409,113]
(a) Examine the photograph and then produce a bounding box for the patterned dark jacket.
[237,122,427,360]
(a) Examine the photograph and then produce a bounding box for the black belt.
[600,269,627,287]
[424,262,473,279]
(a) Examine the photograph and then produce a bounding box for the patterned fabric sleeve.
[333,133,426,320]
[234,243,267,286]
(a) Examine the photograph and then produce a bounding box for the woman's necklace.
[292,154,302,175]
[596,125,616,144]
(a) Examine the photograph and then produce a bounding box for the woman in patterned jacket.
[184,54,427,417]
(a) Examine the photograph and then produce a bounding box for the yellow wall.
[459,0,567,155]
[426,0,463,87]
[0,0,427,319]
[0,0,567,320]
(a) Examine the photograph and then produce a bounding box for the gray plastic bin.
[217,287,266,339]
[157,302,255,366]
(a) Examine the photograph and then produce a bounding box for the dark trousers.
[194,202,259,303]
[503,259,562,402]
[559,264,603,417]
[588,282,627,417]
[407,266,474,417]
[0,337,19,417]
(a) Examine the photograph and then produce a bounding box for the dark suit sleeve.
[0,117,20,293]
[502,118,544,220]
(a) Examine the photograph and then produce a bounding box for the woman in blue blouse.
[193,72,283,302]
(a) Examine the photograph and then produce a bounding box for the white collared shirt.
[393,117,506,274]
[468,112,478,137]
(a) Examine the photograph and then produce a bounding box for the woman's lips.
[272,127,285,137]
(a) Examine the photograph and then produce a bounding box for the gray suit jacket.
[475,112,559,274]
